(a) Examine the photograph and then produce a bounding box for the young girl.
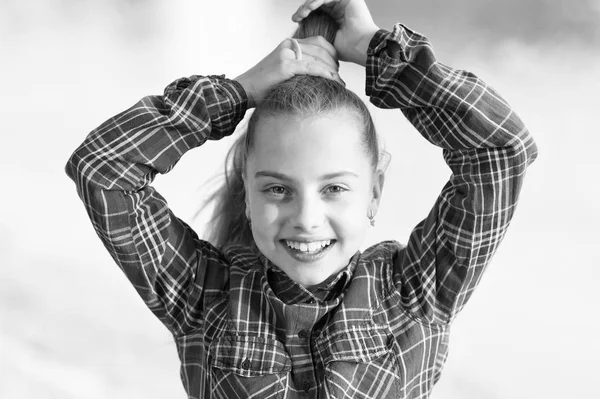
[66,0,537,398]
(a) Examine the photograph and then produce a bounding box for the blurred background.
[1,0,599,397]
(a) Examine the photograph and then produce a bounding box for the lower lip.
[280,241,335,263]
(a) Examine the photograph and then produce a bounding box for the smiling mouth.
[284,239,333,253]
[280,239,336,261]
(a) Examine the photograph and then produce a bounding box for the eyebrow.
[254,171,359,181]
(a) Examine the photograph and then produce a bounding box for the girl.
[66,0,538,398]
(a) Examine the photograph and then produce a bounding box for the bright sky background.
[1,0,599,398]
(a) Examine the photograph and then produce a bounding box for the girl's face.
[245,111,382,287]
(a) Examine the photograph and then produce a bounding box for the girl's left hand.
[292,0,380,66]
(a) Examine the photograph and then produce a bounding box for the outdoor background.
[1,0,599,397]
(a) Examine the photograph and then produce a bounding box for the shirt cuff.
[365,24,419,97]
[205,74,249,119]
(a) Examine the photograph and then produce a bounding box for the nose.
[290,193,325,232]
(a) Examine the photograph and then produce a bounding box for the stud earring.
[368,209,376,227]
[245,207,251,226]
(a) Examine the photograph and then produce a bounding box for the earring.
[245,207,251,226]
[368,209,376,227]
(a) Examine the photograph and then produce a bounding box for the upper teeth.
[286,240,331,253]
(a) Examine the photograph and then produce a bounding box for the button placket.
[284,300,328,398]
[316,361,324,373]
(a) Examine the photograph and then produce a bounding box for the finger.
[296,36,337,61]
[282,44,338,72]
[286,37,338,68]
[292,0,330,22]
[294,58,345,86]
[303,53,338,73]
[301,43,339,70]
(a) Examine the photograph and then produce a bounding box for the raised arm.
[65,75,248,335]
[66,35,342,335]
[366,25,538,323]
[294,0,538,324]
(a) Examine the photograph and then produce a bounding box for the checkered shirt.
[66,24,538,399]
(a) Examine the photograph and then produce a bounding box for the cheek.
[249,202,289,257]
[333,206,368,236]
[329,196,370,233]
[249,199,283,232]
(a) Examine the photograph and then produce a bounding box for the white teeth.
[285,240,332,253]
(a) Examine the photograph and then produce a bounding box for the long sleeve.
[366,25,538,324]
[65,75,248,336]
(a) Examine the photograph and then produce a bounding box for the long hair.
[203,10,382,249]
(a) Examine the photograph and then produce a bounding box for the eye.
[324,185,347,195]
[265,185,290,196]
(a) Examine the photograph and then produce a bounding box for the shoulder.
[190,241,263,286]
[220,244,264,272]
[352,240,406,294]
[361,240,406,263]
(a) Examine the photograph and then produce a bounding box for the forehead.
[247,112,370,178]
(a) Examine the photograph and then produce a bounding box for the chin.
[279,255,348,287]
[292,269,330,287]
[258,239,353,284]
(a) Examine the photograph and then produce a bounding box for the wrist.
[234,73,256,108]
[351,27,380,67]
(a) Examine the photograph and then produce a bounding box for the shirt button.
[298,330,309,340]
[302,381,311,392]
[241,359,251,369]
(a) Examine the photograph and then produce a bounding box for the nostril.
[290,197,326,230]
[291,212,325,230]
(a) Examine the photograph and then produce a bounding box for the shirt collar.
[260,252,360,305]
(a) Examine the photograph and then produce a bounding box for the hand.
[235,37,343,108]
[292,0,380,66]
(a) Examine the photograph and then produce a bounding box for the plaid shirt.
[66,24,537,399]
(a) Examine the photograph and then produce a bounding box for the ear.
[369,170,385,215]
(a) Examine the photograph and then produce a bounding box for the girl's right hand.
[235,37,343,108]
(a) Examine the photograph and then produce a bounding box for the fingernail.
[330,72,345,86]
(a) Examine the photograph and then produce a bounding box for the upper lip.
[280,238,335,242]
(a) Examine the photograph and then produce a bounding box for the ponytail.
[202,9,378,250]
[292,9,338,44]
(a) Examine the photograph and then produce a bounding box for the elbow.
[473,86,540,168]
[504,134,537,182]
[500,126,538,204]
[65,150,79,183]
[524,131,539,166]
[65,144,92,190]
[504,109,538,168]
[512,125,538,169]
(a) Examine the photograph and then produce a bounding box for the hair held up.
[203,10,382,249]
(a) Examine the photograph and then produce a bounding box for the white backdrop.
[1,0,599,397]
